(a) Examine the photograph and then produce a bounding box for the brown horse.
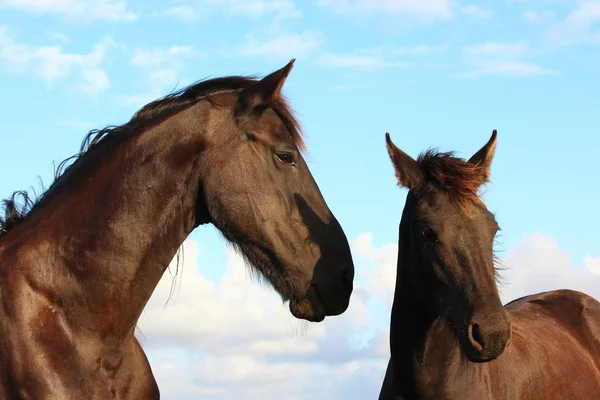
[379,130,600,400]
[0,60,355,399]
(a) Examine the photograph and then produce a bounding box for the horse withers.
[379,130,600,399]
[0,60,354,399]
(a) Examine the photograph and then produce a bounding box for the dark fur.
[0,76,304,238]
[417,150,488,212]
[380,133,600,399]
[0,62,353,399]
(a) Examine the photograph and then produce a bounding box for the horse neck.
[15,103,213,340]
[389,197,442,397]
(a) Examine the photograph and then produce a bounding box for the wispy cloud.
[0,26,116,95]
[461,4,492,19]
[140,239,385,400]
[464,42,529,59]
[160,4,204,22]
[460,61,554,78]
[117,92,164,109]
[225,0,301,18]
[0,0,137,22]
[234,35,446,68]
[585,254,600,275]
[161,0,300,22]
[545,1,600,46]
[317,45,447,69]
[122,45,201,109]
[501,232,600,303]
[139,232,600,398]
[58,119,97,131]
[130,45,200,83]
[459,41,556,77]
[46,31,71,43]
[353,233,397,303]
[234,31,324,61]
[521,9,555,25]
[318,53,403,68]
[317,0,454,21]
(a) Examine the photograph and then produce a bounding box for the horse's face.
[387,131,511,362]
[198,61,353,322]
[408,186,511,362]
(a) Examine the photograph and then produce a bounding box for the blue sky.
[1,1,599,399]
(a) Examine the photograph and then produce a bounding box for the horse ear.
[238,59,295,112]
[468,130,497,182]
[386,133,425,191]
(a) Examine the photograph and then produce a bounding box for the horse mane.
[0,75,304,238]
[415,149,503,281]
[417,149,490,213]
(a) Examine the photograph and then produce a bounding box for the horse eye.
[276,152,295,165]
[420,226,439,243]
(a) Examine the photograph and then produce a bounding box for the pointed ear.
[468,129,497,181]
[238,59,295,112]
[386,133,425,191]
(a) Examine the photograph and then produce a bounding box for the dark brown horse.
[0,60,354,399]
[379,130,600,400]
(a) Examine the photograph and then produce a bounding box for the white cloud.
[79,67,110,95]
[461,4,491,19]
[463,42,529,59]
[46,31,71,43]
[226,0,300,18]
[140,241,322,351]
[462,61,554,77]
[317,45,446,69]
[234,31,324,60]
[500,232,600,303]
[0,27,115,95]
[521,9,555,25]
[161,0,300,21]
[545,1,600,46]
[130,45,199,83]
[460,41,556,77]
[585,255,600,275]
[117,92,165,109]
[318,0,454,21]
[160,5,203,21]
[58,120,97,130]
[352,233,397,301]
[0,0,137,22]
[318,53,398,68]
[136,231,600,399]
[521,10,539,23]
[139,239,386,400]
[121,45,201,108]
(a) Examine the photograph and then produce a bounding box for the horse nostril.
[468,323,485,351]
[342,267,354,293]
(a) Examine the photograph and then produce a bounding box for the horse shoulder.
[574,291,600,364]
[505,290,600,390]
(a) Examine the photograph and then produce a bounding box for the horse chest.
[0,304,154,399]
[413,329,487,400]
[1,337,156,399]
